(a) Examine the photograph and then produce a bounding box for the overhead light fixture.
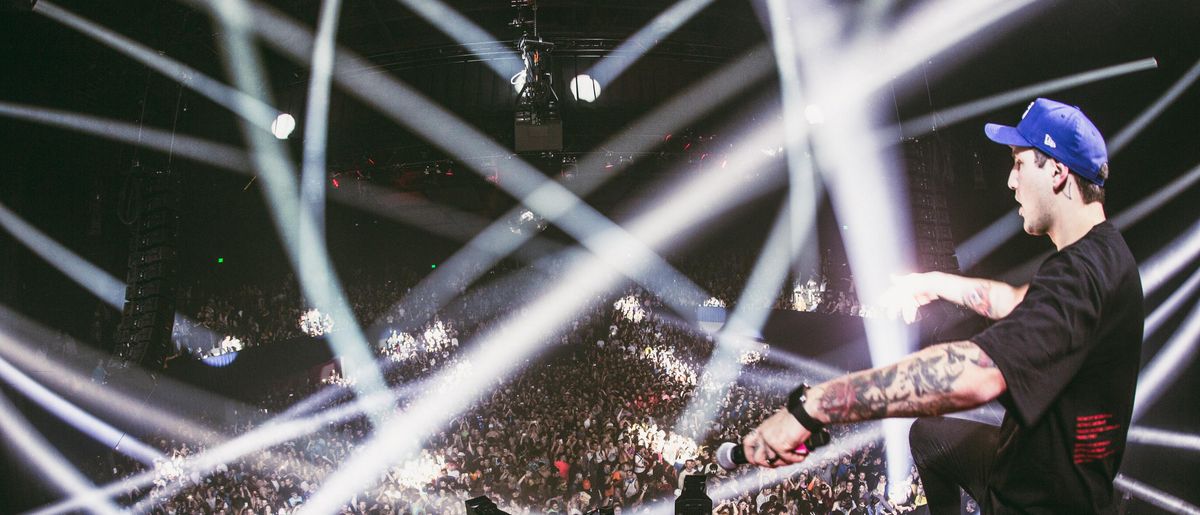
[271,113,296,139]
[510,70,527,94]
[569,74,601,102]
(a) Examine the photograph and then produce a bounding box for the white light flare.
[833,0,1042,103]
[270,112,295,139]
[810,98,917,493]
[510,69,526,94]
[569,74,602,102]
[804,104,825,125]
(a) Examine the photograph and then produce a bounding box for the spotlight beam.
[303,126,789,511]
[370,47,774,337]
[298,0,343,289]
[1132,271,1200,421]
[673,207,795,442]
[35,0,281,131]
[1110,57,1200,154]
[0,307,226,446]
[0,100,559,255]
[765,0,822,280]
[1111,163,1200,235]
[831,0,1041,104]
[0,355,162,465]
[125,382,422,515]
[764,347,849,380]
[0,308,339,515]
[239,0,722,322]
[780,0,1045,493]
[638,427,886,515]
[1144,264,1200,339]
[394,0,520,80]
[1127,426,1200,453]
[1114,475,1200,515]
[900,57,1159,141]
[0,200,228,350]
[0,101,250,171]
[202,0,396,428]
[0,392,124,515]
[1139,220,1200,296]
[0,201,125,308]
[585,0,716,86]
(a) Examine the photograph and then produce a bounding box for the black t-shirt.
[972,221,1142,514]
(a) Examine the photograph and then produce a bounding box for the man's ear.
[1051,162,1071,193]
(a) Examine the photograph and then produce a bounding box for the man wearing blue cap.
[742,98,1142,514]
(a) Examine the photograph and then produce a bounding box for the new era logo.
[1044,134,1057,149]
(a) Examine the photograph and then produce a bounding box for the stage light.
[510,70,527,94]
[270,113,295,139]
[217,257,224,263]
[569,74,601,102]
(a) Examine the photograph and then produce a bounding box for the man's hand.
[742,409,811,468]
[881,272,950,323]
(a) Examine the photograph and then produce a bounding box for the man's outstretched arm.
[744,341,1006,466]
[888,272,1029,321]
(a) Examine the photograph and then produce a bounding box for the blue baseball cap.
[984,98,1108,186]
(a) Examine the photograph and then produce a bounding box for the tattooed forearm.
[810,341,1001,424]
[962,283,995,318]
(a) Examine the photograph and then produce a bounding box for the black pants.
[909,417,1000,515]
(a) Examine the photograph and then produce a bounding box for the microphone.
[715,442,747,470]
[715,438,824,471]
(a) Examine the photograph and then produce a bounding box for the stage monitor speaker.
[515,119,563,152]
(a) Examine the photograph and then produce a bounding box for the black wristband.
[786,384,826,434]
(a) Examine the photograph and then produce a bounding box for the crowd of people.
[86,254,948,514]
[169,253,870,359]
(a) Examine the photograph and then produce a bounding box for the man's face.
[1008,147,1058,236]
